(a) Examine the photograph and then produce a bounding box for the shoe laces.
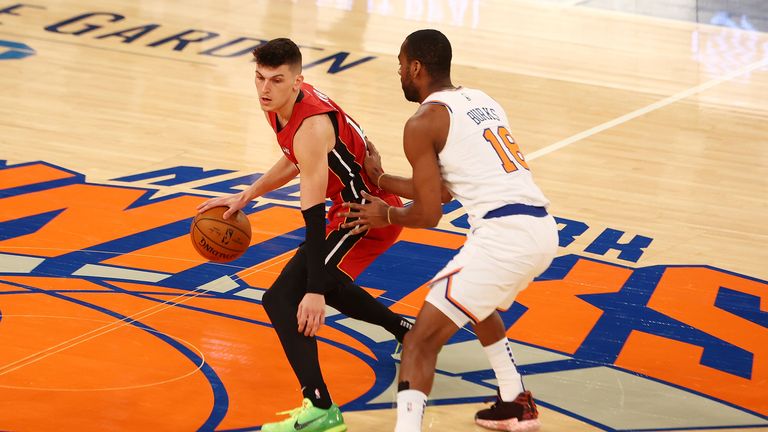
[276,398,313,417]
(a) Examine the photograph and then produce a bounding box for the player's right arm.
[341,107,450,232]
[196,155,298,218]
[365,137,452,204]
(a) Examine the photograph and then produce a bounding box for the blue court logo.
[0,40,35,60]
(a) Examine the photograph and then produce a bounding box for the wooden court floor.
[0,0,767,430]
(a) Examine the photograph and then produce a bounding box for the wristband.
[377,172,386,189]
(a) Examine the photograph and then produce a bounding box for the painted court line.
[0,277,231,377]
[527,56,768,161]
[0,315,207,392]
[236,249,295,280]
[0,247,292,376]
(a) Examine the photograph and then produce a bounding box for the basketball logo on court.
[0,160,766,431]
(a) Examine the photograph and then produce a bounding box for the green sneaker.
[261,398,347,432]
[392,342,403,360]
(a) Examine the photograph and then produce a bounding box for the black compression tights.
[261,247,409,410]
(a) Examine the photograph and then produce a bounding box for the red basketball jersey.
[267,82,401,229]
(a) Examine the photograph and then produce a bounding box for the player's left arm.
[293,114,334,338]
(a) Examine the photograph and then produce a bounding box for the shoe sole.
[475,418,541,432]
[322,426,347,432]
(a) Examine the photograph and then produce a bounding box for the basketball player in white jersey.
[342,29,558,432]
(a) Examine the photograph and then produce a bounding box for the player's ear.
[410,60,422,78]
[294,73,304,90]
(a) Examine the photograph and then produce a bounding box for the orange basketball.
[190,206,252,262]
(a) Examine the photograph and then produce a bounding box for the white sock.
[484,338,524,402]
[395,389,427,432]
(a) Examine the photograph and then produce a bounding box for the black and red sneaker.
[475,390,541,432]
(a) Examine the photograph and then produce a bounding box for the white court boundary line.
[526,56,768,161]
[0,236,291,378]
[0,315,206,391]
[0,259,269,377]
[0,282,218,377]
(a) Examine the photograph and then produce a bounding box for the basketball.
[190,206,252,262]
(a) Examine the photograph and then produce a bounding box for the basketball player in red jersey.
[197,38,411,432]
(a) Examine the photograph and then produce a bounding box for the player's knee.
[263,276,303,316]
[261,285,289,316]
[404,327,444,354]
[403,340,442,360]
[261,288,276,314]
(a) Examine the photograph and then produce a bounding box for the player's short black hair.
[252,38,302,71]
[403,29,452,79]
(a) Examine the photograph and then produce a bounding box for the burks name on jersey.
[466,106,501,124]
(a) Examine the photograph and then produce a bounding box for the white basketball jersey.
[423,87,549,226]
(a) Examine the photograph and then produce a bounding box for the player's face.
[254,64,302,112]
[398,45,420,103]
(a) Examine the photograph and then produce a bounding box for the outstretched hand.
[342,191,391,234]
[196,192,247,219]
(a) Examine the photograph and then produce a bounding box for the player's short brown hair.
[252,38,302,71]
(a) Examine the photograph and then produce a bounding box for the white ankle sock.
[395,389,427,432]
[484,338,524,402]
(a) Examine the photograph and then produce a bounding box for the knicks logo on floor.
[0,160,765,431]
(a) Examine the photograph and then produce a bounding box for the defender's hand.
[342,191,391,234]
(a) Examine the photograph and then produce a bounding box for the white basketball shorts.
[425,213,558,328]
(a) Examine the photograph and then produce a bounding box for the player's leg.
[323,226,412,343]
[471,214,558,431]
[325,280,412,343]
[394,301,460,432]
[261,248,347,432]
[474,312,526,401]
[262,248,332,407]
[473,312,540,432]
